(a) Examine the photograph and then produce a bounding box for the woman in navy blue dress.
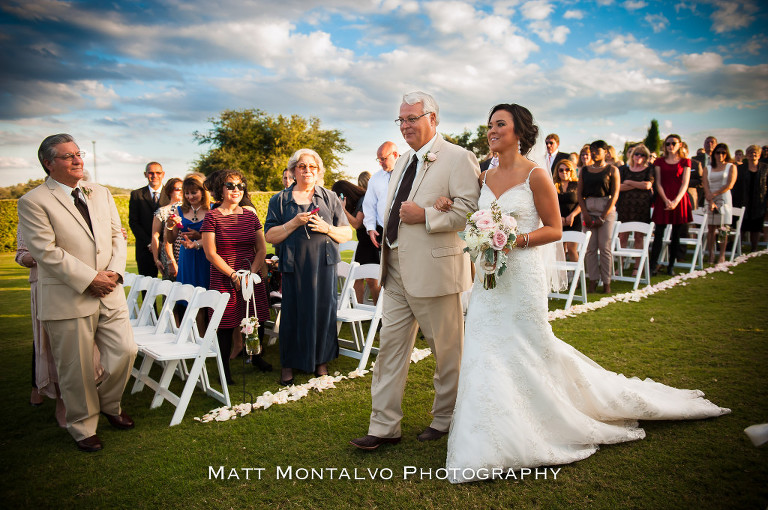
[169,174,212,289]
[265,149,352,385]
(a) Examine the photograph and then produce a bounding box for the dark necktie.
[385,155,418,245]
[71,189,93,234]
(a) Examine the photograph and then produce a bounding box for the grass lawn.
[0,249,766,509]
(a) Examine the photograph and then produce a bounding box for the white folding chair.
[548,230,591,310]
[130,283,201,393]
[123,272,138,289]
[336,260,359,304]
[673,213,707,272]
[610,221,654,290]
[336,263,383,371]
[137,289,231,426]
[130,278,174,327]
[125,275,152,321]
[729,206,745,262]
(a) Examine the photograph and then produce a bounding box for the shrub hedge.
[1,191,277,253]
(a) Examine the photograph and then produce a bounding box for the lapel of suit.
[46,178,95,241]
[409,134,443,199]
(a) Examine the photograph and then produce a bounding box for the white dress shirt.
[362,169,393,231]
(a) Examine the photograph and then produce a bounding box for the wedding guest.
[265,149,352,385]
[703,143,737,264]
[568,152,579,165]
[129,162,167,277]
[649,135,693,276]
[616,143,654,276]
[282,168,295,189]
[683,142,703,210]
[577,140,620,293]
[167,174,212,290]
[734,145,768,251]
[578,144,592,173]
[693,136,718,207]
[734,149,744,165]
[151,178,183,279]
[606,145,623,167]
[553,159,581,261]
[201,170,272,383]
[544,133,569,175]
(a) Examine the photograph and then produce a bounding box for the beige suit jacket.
[381,135,481,298]
[17,177,127,321]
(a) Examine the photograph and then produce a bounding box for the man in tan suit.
[17,134,137,452]
[351,91,480,450]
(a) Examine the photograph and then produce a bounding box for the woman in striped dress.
[201,169,270,384]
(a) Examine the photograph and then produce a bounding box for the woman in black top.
[577,140,620,293]
[734,145,768,251]
[616,144,654,276]
[554,159,581,261]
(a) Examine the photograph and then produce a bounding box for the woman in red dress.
[649,134,693,276]
[201,170,271,384]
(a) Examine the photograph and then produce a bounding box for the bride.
[438,103,730,484]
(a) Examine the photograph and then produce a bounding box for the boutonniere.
[423,152,437,164]
[81,187,93,198]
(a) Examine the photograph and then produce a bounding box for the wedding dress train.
[445,171,729,484]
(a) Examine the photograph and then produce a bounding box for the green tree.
[193,109,351,190]
[643,119,661,156]
[442,125,490,161]
[0,179,45,200]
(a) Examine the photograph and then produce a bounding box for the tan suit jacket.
[17,177,127,320]
[381,134,481,297]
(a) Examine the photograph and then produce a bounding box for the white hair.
[402,91,440,125]
[287,148,325,180]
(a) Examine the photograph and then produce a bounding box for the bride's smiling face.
[487,110,518,153]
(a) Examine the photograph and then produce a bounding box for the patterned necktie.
[71,189,93,234]
[385,155,418,245]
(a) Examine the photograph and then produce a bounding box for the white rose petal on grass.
[650,317,655,322]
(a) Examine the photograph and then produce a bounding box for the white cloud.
[645,13,669,33]
[664,120,673,129]
[530,21,570,44]
[681,52,724,72]
[0,157,33,169]
[710,0,759,33]
[520,1,553,20]
[591,35,669,71]
[563,10,584,19]
[623,1,647,10]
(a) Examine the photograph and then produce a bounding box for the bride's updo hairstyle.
[488,103,539,156]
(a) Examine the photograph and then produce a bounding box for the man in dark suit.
[692,136,717,208]
[18,134,137,452]
[128,162,167,276]
[544,133,569,175]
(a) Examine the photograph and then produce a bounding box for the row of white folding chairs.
[547,230,592,310]
[123,273,231,426]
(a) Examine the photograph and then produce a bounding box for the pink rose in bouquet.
[491,230,508,250]
[501,214,517,231]
[471,210,495,230]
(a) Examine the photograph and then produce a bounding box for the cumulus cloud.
[563,10,584,19]
[520,1,553,20]
[645,13,669,33]
[529,21,570,44]
[709,0,759,33]
[623,1,647,10]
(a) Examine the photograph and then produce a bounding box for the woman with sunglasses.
[616,144,654,275]
[703,143,737,264]
[201,170,271,384]
[649,134,693,276]
[553,159,581,261]
[265,149,352,386]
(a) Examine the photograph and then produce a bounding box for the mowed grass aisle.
[0,251,766,509]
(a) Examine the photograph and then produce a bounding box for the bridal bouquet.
[458,201,518,289]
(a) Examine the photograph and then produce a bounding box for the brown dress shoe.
[349,435,401,450]
[101,410,135,430]
[417,426,448,442]
[76,435,103,452]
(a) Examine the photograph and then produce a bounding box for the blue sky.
[1,0,766,188]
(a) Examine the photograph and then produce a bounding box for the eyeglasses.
[224,182,246,191]
[376,152,394,163]
[665,141,679,147]
[394,112,431,126]
[545,141,556,146]
[296,163,318,171]
[557,168,569,173]
[54,151,86,161]
[633,153,646,158]
[172,187,183,192]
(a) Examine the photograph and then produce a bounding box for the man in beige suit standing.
[18,134,137,452]
[351,92,480,450]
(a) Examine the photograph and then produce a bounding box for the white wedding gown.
[445,173,730,484]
